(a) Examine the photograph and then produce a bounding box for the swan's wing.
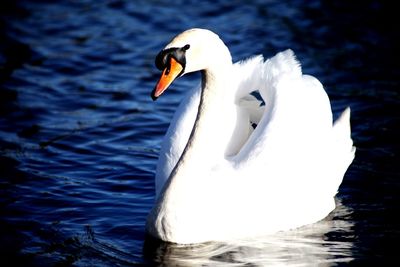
[225,56,267,156]
[155,85,200,197]
[223,50,356,228]
[228,53,304,157]
[232,50,354,199]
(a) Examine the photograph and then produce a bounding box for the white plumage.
[147,28,355,244]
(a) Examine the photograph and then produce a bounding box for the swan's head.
[151,28,232,100]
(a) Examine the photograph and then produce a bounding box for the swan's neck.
[170,64,235,181]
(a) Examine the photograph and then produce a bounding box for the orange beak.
[151,57,183,101]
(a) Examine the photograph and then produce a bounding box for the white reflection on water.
[144,200,353,266]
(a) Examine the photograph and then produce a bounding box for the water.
[0,0,398,266]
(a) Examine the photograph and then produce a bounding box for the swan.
[146,28,355,244]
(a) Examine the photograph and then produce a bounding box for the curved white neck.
[179,66,234,169]
[161,62,235,197]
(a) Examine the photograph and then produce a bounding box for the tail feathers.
[321,107,355,197]
[333,108,354,147]
[333,107,356,169]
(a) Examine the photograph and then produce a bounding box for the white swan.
[146,28,355,244]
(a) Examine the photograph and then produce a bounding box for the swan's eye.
[155,50,168,70]
[155,46,188,72]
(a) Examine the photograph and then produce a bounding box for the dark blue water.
[1,0,398,266]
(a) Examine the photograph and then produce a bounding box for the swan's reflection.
[143,200,353,266]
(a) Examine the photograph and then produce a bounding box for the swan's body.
[146,29,355,244]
